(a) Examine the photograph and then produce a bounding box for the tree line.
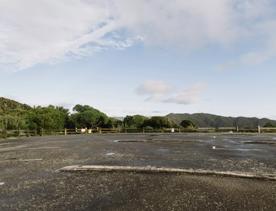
[0,99,197,133]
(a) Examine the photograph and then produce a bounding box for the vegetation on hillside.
[0,98,177,132]
[263,122,276,128]
[1,97,275,133]
[167,113,276,128]
[180,120,196,129]
[0,97,31,130]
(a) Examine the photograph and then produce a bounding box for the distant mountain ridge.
[166,113,276,128]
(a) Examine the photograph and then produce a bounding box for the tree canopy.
[263,122,276,128]
[180,120,196,128]
[123,115,148,128]
[70,104,109,128]
[26,106,69,131]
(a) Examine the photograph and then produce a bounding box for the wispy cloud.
[0,0,139,70]
[136,81,206,105]
[163,83,206,105]
[1,0,276,70]
[218,1,276,70]
[136,80,172,101]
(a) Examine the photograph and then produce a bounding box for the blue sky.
[0,0,276,119]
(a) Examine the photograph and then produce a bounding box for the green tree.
[113,119,123,128]
[263,122,276,128]
[26,106,69,133]
[123,115,134,128]
[143,116,173,129]
[71,105,108,128]
[133,115,148,128]
[123,115,148,128]
[180,120,196,128]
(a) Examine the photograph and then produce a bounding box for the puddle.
[20,159,43,162]
[0,158,43,163]
[114,140,147,143]
[243,141,276,145]
[4,157,17,161]
[27,147,60,150]
[214,148,262,152]
[234,148,263,152]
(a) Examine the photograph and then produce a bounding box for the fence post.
[64,128,67,136]
[258,125,261,134]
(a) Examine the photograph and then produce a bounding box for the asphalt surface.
[0,133,276,210]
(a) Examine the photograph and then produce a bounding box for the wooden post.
[258,125,261,134]
[4,129,6,138]
[64,128,67,136]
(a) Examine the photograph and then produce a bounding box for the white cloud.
[136,81,206,105]
[218,1,276,69]
[136,80,172,101]
[163,83,206,105]
[1,0,276,70]
[0,0,139,70]
[113,0,238,47]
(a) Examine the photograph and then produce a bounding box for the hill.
[0,97,32,130]
[166,113,276,128]
[0,97,31,114]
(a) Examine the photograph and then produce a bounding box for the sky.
[0,0,276,119]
